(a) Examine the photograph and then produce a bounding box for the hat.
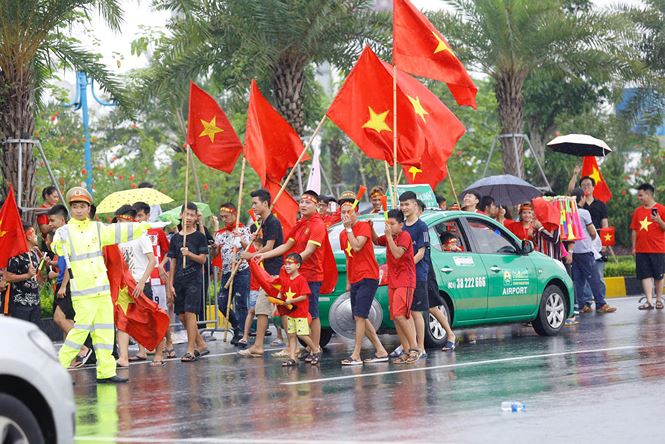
[338,191,356,206]
[66,187,92,205]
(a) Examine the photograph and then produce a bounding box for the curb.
[605,276,641,298]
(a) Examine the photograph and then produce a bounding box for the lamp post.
[63,71,116,194]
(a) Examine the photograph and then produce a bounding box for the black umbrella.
[546,134,612,157]
[460,175,542,206]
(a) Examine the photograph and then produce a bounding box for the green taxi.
[316,210,574,348]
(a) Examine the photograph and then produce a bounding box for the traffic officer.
[51,187,152,383]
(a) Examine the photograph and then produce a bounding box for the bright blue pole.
[78,72,93,193]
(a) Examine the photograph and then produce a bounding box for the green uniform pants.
[59,294,116,379]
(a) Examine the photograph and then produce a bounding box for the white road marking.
[76,438,402,443]
[281,345,643,386]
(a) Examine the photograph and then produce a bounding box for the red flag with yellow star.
[326,46,426,166]
[186,81,243,173]
[103,245,169,350]
[581,156,612,203]
[0,185,29,268]
[393,0,478,109]
[599,227,616,247]
[264,179,299,235]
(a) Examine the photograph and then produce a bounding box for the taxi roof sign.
[385,184,438,209]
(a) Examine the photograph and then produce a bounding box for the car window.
[432,219,468,252]
[329,219,385,253]
[465,217,518,254]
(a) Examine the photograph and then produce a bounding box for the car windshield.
[328,216,386,253]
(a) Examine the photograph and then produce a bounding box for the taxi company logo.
[453,256,474,266]
[504,269,529,287]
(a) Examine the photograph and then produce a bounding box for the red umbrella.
[532,198,560,232]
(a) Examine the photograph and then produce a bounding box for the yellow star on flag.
[345,241,353,257]
[639,216,653,231]
[407,95,429,123]
[589,167,602,186]
[362,107,392,134]
[408,166,423,180]
[284,288,296,300]
[433,31,454,55]
[199,116,224,143]
[0,219,7,238]
[116,287,134,315]
[603,233,613,243]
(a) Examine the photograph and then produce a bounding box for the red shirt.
[324,211,342,228]
[339,221,379,284]
[37,203,51,227]
[279,273,310,318]
[147,228,169,284]
[287,213,327,282]
[377,231,415,289]
[631,204,665,253]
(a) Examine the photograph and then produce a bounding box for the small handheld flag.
[248,209,260,230]
[352,185,367,209]
[599,227,616,247]
[380,195,389,221]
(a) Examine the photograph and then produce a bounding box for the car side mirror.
[521,240,534,255]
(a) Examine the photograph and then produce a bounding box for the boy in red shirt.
[631,183,665,310]
[280,253,321,367]
[338,193,388,365]
[372,209,419,365]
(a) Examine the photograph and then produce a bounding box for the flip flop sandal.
[150,360,166,367]
[165,349,176,359]
[341,357,363,366]
[128,355,147,362]
[193,349,210,358]
[180,353,198,362]
[363,354,389,364]
[638,302,654,310]
[273,349,290,358]
[297,349,310,361]
[442,340,457,352]
[310,351,322,365]
[238,349,264,358]
[656,300,664,310]
[282,359,298,367]
[405,349,420,364]
[392,354,409,365]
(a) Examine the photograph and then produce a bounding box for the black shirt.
[7,251,40,307]
[167,231,209,281]
[583,200,608,229]
[250,214,283,276]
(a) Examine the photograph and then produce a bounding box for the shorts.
[12,304,41,325]
[308,281,322,319]
[636,253,665,280]
[286,316,310,335]
[173,280,203,315]
[142,282,153,299]
[54,282,75,320]
[427,267,445,308]
[411,280,429,312]
[248,290,259,309]
[388,287,414,320]
[350,278,378,318]
[151,284,168,310]
[254,291,274,316]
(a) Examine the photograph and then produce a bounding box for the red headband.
[301,194,318,205]
[116,214,135,222]
[220,207,237,215]
[284,257,299,264]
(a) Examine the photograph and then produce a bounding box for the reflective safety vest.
[52,218,150,299]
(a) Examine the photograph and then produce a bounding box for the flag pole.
[392,65,398,207]
[384,161,394,208]
[182,145,191,268]
[223,157,247,342]
[447,168,461,207]
[223,114,327,291]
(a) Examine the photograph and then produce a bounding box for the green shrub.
[40,283,54,318]
[605,256,636,277]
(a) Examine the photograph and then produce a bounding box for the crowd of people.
[0,173,663,383]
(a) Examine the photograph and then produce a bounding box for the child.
[280,253,322,367]
[372,209,420,364]
[5,225,42,324]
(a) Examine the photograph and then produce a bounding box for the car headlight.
[29,329,59,362]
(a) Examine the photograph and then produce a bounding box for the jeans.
[582,260,606,304]
[573,252,606,308]
[219,268,250,336]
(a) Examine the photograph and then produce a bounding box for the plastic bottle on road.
[501,401,526,412]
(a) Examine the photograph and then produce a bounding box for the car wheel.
[424,298,451,348]
[0,393,45,444]
[532,284,567,336]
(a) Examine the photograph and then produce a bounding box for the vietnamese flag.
[581,156,612,203]
[0,185,29,268]
[393,0,478,109]
[265,179,299,235]
[186,81,243,173]
[532,197,560,232]
[327,46,426,166]
[599,227,616,247]
[320,237,339,295]
[244,80,308,184]
[103,245,170,350]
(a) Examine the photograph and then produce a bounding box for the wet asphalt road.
[72,297,665,444]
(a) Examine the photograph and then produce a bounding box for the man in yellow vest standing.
[52,187,152,383]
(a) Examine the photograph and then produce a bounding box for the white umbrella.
[546,134,612,157]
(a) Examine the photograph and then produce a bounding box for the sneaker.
[581,305,593,314]
[389,345,404,358]
[596,304,617,313]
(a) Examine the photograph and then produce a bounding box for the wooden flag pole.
[223,114,327,290]
[223,157,247,342]
[384,161,394,208]
[392,65,399,207]
[447,169,461,208]
[182,145,191,268]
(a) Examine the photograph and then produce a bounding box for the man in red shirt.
[338,192,388,365]
[37,186,60,238]
[372,209,419,365]
[255,190,328,355]
[369,186,385,214]
[631,183,665,310]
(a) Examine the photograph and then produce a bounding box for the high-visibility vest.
[52,218,150,299]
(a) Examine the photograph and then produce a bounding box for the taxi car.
[318,210,574,348]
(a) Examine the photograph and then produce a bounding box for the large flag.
[393,0,478,109]
[103,245,170,350]
[581,156,612,203]
[0,185,28,268]
[326,46,427,166]
[244,80,308,185]
[265,179,299,235]
[186,81,243,174]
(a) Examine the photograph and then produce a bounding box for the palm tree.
[432,0,633,177]
[0,0,130,210]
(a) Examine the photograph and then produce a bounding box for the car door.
[430,217,487,322]
[462,216,538,319]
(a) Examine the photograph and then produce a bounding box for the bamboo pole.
[447,169,461,208]
[182,146,191,268]
[392,65,399,207]
[384,161,394,209]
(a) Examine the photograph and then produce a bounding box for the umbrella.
[96,188,173,214]
[546,134,612,157]
[158,202,212,226]
[460,175,541,207]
